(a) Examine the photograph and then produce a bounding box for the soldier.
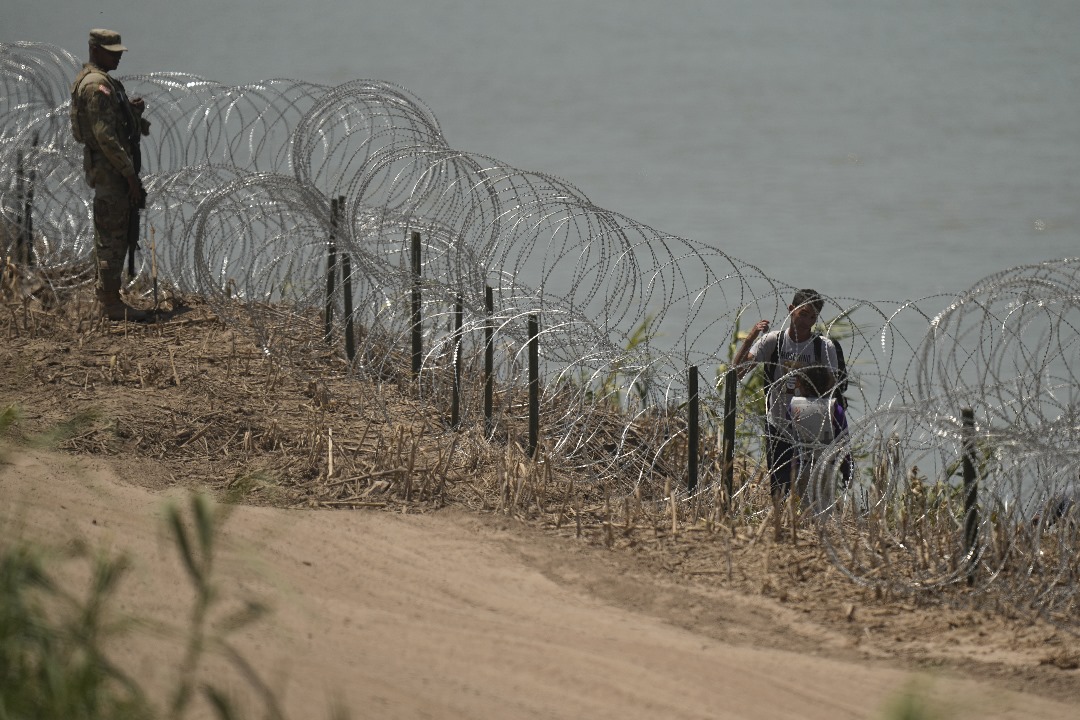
[70,28,151,321]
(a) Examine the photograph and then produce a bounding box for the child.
[787,365,852,511]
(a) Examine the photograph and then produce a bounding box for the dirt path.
[2,448,1073,719]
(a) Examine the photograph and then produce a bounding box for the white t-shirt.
[747,329,839,427]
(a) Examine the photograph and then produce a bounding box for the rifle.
[124,89,144,279]
[127,185,145,278]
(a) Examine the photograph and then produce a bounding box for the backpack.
[766,333,848,408]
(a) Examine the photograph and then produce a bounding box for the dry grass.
[3,275,1080,706]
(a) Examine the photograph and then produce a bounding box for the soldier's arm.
[83,82,137,179]
[129,96,151,135]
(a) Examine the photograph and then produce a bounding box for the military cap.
[89,29,127,52]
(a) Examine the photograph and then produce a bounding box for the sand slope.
[2,448,1073,720]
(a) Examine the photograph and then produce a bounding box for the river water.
[9,0,1077,303]
[7,0,1080,381]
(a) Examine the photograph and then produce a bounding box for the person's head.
[795,365,834,398]
[88,28,126,71]
[788,288,825,341]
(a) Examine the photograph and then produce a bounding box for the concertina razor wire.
[3,42,1079,627]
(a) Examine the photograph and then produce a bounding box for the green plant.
[0,539,153,719]
[223,470,277,505]
[0,492,322,720]
[165,494,277,720]
[27,408,100,449]
[0,404,20,464]
[580,315,656,411]
[0,403,19,434]
[880,678,944,720]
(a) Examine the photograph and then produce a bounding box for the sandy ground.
[2,293,1078,718]
[3,447,1076,720]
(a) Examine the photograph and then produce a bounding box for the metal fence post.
[722,366,737,508]
[688,366,699,492]
[411,231,422,377]
[962,407,979,585]
[340,196,354,361]
[13,150,24,262]
[528,314,539,458]
[485,286,494,435]
[452,294,463,428]
[324,198,337,343]
[25,134,37,266]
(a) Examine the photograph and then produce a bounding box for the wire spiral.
[3,42,1078,627]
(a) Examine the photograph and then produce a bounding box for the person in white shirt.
[732,289,842,499]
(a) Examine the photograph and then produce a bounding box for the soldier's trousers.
[91,172,130,292]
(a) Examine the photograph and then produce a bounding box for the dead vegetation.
[2,276,1080,706]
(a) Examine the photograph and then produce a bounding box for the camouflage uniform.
[69,30,150,317]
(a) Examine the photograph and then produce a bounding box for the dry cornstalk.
[404,428,418,501]
[603,485,614,547]
[177,424,211,449]
[749,504,773,548]
[499,469,510,512]
[556,476,574,529]
[456,476,489,509]
[321,500,388,508]
[669,478,678,538]
[726,531,734,583]
[512,461,526,509]
[168,346,181,387]
[327,427,334,478]
[789,494,799,546]
[544,451,553,500]
[431,436,458,501]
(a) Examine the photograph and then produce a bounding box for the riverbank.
[1,289,1078,717]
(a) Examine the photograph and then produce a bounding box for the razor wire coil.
[3,41,1079,628]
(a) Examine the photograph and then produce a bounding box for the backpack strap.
[832,338,848,393]
[769,331,845,397]
[814,334,850,408]
[765,331,782,387]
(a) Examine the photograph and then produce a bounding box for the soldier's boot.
[96,275,149,322]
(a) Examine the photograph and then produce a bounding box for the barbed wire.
[3,42,1078,628]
